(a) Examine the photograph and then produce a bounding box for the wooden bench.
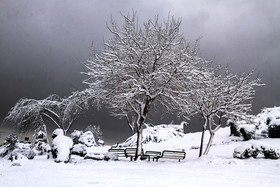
[142,151,162,161]
[108,148,126,158]
[125,148,144,161]
[153,150,186,162]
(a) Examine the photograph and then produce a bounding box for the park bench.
[108,148,126,158]
[141,151,162,161]
[125,148,144,161]
[153,150,186,162]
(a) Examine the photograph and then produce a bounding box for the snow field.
[1,127,280,187]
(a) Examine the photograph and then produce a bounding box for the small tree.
[83,12,210,159]
[183,68,262,156]
[4,89,92,134]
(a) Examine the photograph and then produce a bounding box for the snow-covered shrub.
[233,143,259,159]
[0,134,35,160]
[70,130,83,144]
[255,106,280,137]
[4,134,18,145]
[268,119,280,138]
[118,124,184,147]
[79,131,95,147]
[262,147,280,159]
[85,124,104,146]
[239,125,256,141]
[233,142,280,159]
[228,120,241,137]
[72,143,87,156]
[32,125,51,155]
[227,120,256,140]
[51,129,73,163]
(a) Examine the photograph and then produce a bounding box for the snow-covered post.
[83,12,208,160]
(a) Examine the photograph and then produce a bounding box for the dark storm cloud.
[0,0,279,143]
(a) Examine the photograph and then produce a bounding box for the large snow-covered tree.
[183,68,262,156]
[4,89,92,134]
[83,12,211,159]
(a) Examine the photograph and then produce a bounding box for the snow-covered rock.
[118,124,184,147]
[51,129,73,163]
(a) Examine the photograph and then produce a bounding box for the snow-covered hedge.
[117,124,184,148]
[233,141,280,159]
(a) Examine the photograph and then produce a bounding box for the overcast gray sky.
[0,0,279,144]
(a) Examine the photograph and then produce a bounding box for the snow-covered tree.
[183,68,262,156]
[83,12,210,159]
[4,89,92,134]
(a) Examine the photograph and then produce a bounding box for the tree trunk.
[199,119,208,157]
[203,131,214,155]
[135,124,143,161]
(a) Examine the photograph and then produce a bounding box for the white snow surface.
[1,127,280,186]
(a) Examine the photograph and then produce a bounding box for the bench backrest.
[108,148,126,157]
[145,151,162,157]
[125,148,144,157]
[161,150,186,160]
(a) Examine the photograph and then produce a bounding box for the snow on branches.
[4,89,92,134]
[83,12,211,159]
[182,68,263,156]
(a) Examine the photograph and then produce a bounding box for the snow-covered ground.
[1,127,280,187]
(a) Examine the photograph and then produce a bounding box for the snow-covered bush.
[4,134,18,145]
[233,143,259,159]
[239,125,256,141]
[51,129,73,163]
[70,130,96,147]
[228,119,241,137]
[70,130,83,144]
[85,124,104,146]
[233,142,280,159]
[228,107,280,139]
[268,119,280,138]
[255,106,280,137]
[72,143,87,156]
[227,120,256,140]
[118,124,184,147]
[79,131,95,147]
[32,125,51,155]
[0,134,35,160]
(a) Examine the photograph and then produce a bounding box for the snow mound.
[118,124,184,147]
